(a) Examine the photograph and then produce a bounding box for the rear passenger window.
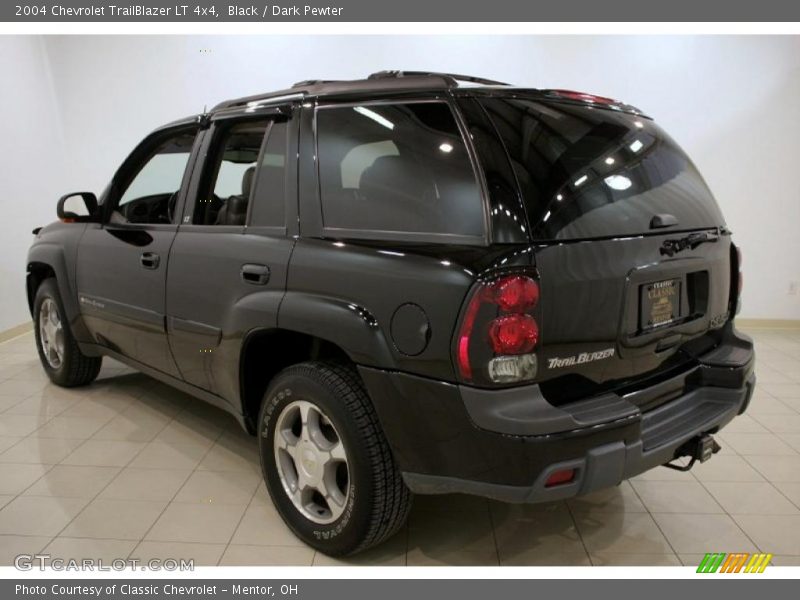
[194,120,269,226]
[316,102,485,238]
[249,120,288,228]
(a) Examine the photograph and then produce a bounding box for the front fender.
[27,223,93,344]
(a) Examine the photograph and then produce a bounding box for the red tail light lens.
[493,275,540,313]
[457,294,483,381]
[489,314,539,354]
[730,244,743,316]
[736,246,743,296]
[455,274,541,384]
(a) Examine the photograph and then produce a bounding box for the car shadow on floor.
[76,368,647,566]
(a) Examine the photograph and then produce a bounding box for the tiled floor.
[1,327,799,567]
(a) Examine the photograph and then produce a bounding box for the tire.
[33,278,102,387]
[258,361,412,556]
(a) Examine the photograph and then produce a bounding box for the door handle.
[140,252,160,269]
[241,263,270,285]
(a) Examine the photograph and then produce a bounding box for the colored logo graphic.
[697,553,772,573]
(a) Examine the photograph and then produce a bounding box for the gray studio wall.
[0,36,66,333]
[1,35,798,332]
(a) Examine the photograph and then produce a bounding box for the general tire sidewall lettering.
[260,381,359,543]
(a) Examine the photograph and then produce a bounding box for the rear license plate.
[641,278,681,330]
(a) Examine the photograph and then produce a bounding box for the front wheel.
[33,278,101,387]
[258,362,412,556]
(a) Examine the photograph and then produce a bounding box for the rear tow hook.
[662,433,721,472]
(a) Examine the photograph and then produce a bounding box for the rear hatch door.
[475,94,733,403]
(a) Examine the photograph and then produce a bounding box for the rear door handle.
[140,252,160,269]
[241,263,270,285]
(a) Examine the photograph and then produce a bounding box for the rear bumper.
[360,323,755,503]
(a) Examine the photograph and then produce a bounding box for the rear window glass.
[479,97,725,240]
[316,102,485,238]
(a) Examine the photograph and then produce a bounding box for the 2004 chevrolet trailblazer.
[27,71,755,555]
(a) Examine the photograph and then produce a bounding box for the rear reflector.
[545,469,576,488]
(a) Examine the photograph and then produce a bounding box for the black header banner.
[4,0,800,22]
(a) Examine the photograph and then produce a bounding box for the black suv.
[27,71,754,556]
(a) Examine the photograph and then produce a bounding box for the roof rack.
[367,70,510,87]
[213,71,512,111]
[291,79,337,88]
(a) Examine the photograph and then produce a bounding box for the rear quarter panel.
[283,238,488,381]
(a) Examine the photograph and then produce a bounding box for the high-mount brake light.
[456,274,541,385]
[548,89,617,105]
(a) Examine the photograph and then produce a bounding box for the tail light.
[736,246,743,297]
[731,243,743,315]
[489,315,538,354]
[456,273,540,385]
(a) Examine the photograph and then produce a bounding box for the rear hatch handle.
[660,231,719,257]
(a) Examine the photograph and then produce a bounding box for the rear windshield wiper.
[660,231,719,257]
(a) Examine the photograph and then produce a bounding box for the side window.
[249,120,288,228]
[114,131,196,224]
[316,102,485,237]
[193,120,269,226]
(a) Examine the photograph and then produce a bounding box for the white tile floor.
[0,327,799,567]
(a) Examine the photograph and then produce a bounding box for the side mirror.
[57,192,99,222]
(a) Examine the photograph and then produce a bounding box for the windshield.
[479,97,725,240]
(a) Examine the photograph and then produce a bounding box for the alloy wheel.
[39,298,65,369]
[273,399,350,524]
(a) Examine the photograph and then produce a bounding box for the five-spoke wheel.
[38,298,65,369]
[274,399,350,524]
[33,278,102,387]
[259,362,412,556]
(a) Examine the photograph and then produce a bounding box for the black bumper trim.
[461,324,755,437]
[460,384,639,437]
[403,372,755,503]
[360,324,754,496]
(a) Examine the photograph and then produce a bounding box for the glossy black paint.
[360,321,754,492]
[27,73,754,497]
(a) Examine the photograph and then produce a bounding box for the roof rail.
[212,90,307,111]
[291,79,336,88]
[367,70,510,87]
[211,71,512,112]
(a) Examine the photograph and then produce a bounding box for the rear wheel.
[258,361,411,556]
[33,278,101,387]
